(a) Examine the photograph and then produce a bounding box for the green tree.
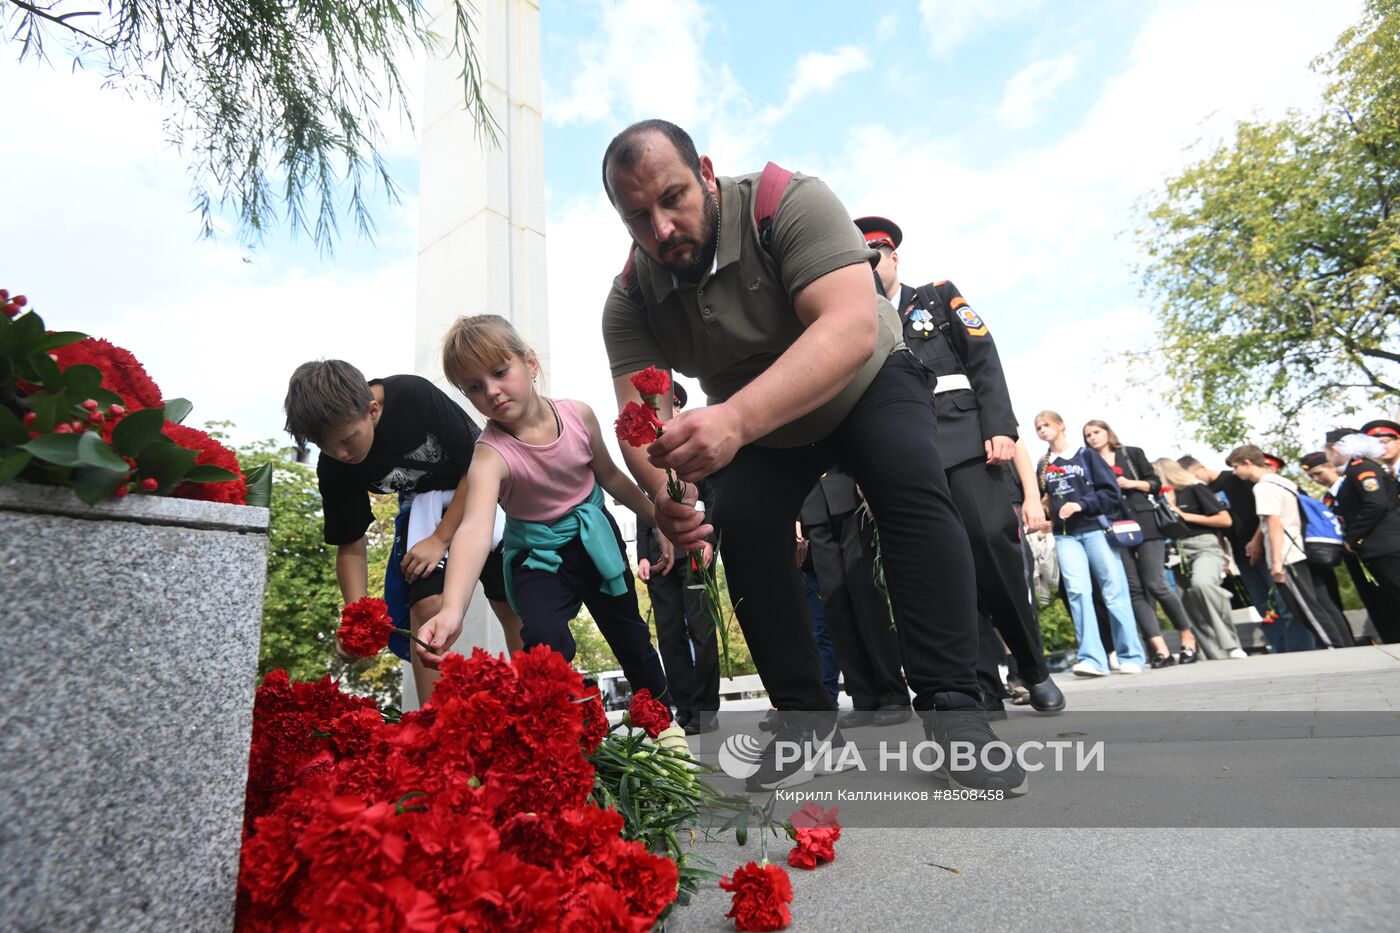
[3,0,496,249]
[1140,0,1400,451]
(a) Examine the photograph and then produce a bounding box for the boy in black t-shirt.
[283,360,522,703]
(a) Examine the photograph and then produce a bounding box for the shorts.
[407,543,509,606]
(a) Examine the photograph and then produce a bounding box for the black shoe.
[838,709,877,728]
[1177,648,1199,665]
[923,693,1030,797]
[1025,676,1066,714]
[683,712,719,735]
[981,695,1008,721]
[873,704,913,727]
[744,715,856,792]
[1149,653,1176,670]
[758,709,783,733]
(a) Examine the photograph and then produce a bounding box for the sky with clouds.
[1,0,1370,476]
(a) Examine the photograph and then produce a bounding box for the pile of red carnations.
[237,646,679,931]
[0,287,251,505]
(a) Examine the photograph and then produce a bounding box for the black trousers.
[708,352,979,711]
[1359,551,1400,644]
[945,459,1050,687]
[805,508,908,710]
[1119,538,1196,640]
[1349,551,1398,643]
[1277,561,1354,649]
[512,514,670,703]
[645,559,720,716]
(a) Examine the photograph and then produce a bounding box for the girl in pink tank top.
[416,315,687,752]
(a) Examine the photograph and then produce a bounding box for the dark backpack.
[620,162,795,295]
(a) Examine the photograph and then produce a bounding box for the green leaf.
[0,310,44,356]
[21,432,84,466]
[60,364,104,401]
[184,464,237,483]
[241,462,274,508]
[34,331,87,353]
[111,407,167,457]
[76,431,130,472]
[71,466,126,505]
[162,398,193,425]
[92,387,124,408]
[137,439,198,492]
[0,449,32,485]
[18,348,62,388]
[0,405,26,445]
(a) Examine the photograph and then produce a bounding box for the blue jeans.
[1236,557,1316,652]
[1055,530,1146,670]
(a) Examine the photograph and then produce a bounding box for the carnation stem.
[395,626,438,654]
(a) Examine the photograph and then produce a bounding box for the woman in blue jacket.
[1035,411,1147,676]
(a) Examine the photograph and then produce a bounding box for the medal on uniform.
[908,307,935,335]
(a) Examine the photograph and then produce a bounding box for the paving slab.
[670,646,1400,931]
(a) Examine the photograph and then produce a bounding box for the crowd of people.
[281,118,1400,800]
[1034,415,1400,677]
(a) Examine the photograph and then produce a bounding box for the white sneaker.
[1228,648,1249,659]
[1118,662,1143,674]
[1071,659,1110,677]
[1108,651,1121,671]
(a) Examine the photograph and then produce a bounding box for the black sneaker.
[744,714,857,792]
[683,712,719,735]
[1149,653,1176,670]
[923,692,1030,797]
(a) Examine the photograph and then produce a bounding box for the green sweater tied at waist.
[501,483,628,616]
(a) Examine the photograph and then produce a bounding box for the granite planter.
[0,483,269,932]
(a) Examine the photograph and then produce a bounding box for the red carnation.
[787,826,840,869]
[630,366,671,402]
[627,688,671,739]
[50,337,164,410]
[720,861,792,931]
[1112,465,1123,476]
[788,802,840,832]
[614,401,661,448]
[337,598,395,657]
[161,421,248,505]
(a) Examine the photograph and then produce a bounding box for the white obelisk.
[407,0,547,707]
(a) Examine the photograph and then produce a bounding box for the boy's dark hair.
[601,119,703,204]
[1225,444,1268,467]
[1177,455,1202,470]
[283,360,373,448]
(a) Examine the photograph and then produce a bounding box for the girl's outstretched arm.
[417,446,508,668]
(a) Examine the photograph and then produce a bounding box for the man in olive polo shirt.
[600,118,1026,797]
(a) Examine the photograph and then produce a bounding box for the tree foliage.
[1140,0,1400,450]
[3,0,497,250]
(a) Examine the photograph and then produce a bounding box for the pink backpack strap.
[754,161,794,251]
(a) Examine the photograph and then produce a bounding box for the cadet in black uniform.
[855,216,1064,714]
[799,467,912,726]
[1327,430,1400,643]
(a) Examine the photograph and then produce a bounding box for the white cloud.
[813,0,1360,453]
[919,0,1043,55]
[0,55,420,450]
[998,54,1079,128]
[545,0,715,127]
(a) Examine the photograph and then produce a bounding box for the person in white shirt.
[1226,445,1353,649]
